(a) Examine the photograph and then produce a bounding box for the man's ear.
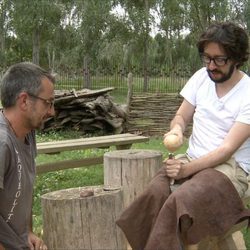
[17,92,30,110]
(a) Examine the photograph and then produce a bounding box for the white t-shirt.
[180,67,250,173]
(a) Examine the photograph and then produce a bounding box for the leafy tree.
[183,0,230,36]
[10,0,63,66]
[117,0,158,91]
[0,0,249,88]
[69,0,113,88]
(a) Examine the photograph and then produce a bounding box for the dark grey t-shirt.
[0,112,36,249]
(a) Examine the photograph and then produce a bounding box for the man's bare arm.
[165,99,195,139]
[181,121,250,178]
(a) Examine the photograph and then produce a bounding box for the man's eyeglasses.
[200,54,230,67]
[28,93,54,109]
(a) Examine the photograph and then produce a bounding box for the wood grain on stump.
[104,149,162,208]
[41,185,126,250]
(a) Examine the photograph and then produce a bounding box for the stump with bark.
[104,149,163,208]
[41,185,126,250]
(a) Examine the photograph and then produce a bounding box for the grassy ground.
[56,75,187,93]
[33,132,174,235]
[34,131,250,249]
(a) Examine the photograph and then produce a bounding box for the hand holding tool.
[163,134,182,184]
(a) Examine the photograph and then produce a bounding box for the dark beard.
[207,64,235,84]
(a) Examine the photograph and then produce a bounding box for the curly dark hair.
[197,22,249,68]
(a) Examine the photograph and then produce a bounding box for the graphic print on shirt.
[6,148,22,223]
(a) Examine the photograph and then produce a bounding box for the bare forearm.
[170,114,186,134]
[168,99,195,136]
[183,122,250,177]
[183,146,233,177]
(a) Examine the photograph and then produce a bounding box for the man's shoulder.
[238,73,250,94]
[192,67,208,77]
[0,122,14,149]
[189,67,209,83]
[183,67,209,91]
[0,124,9,138]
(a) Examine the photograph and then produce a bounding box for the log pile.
[42,88,128,135]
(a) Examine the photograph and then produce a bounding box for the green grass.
[33,132,178,236]
[33,164,104,234]
[55,75,187,93]
[33,131,250,249]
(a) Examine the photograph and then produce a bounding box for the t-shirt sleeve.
[0,141,11,189]
[236,94,250,125]
[180,67,207,106]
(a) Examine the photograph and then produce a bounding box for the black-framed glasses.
[28,93,54,109]
[200,54,230,66]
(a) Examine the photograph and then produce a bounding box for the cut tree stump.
[41,185,126,250]
[104,149,162,208]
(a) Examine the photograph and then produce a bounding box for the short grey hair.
[0,62,55,108]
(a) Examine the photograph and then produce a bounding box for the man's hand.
[164,129,183,146]
[163,158,187,180]
[28,232,47,250]
[0,243,5,250]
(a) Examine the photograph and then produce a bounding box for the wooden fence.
[53,60,201,93]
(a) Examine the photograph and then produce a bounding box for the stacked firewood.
[42,88,128,134]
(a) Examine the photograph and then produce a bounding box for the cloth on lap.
[116,167,250,250]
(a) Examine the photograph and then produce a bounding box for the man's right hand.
[0,243,5,250]
[163,157,188,180]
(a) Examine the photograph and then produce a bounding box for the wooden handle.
[168,153,175,185]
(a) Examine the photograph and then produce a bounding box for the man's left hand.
[28,232,47,250]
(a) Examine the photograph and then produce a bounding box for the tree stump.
[41,185,126,250]
[104,149,162,208]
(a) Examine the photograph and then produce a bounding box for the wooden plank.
[37,133,144,146]
[36,156,103,174]
[37,134,149,154]
[37,138,147,154]
[36,133,149,174]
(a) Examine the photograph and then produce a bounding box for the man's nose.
[207,59,217,70]
[48,105,55,117]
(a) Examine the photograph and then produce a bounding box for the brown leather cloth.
[116,167,250,250]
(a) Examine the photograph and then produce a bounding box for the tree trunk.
[83,55,91,88]
[143,0,149,92]
[143,43,149,92]
[47,45,55,73]
[126,72,133,113]
[32,28,40,65]
[0,1,7,66]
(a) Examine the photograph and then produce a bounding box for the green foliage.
[0,0,249,73]
[10,0,63,65]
